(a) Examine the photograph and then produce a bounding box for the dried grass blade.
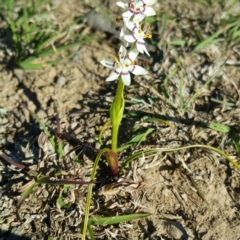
[0,151,26,169]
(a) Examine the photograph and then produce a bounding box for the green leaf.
[18,61,47,69]
[118,128,155,151]
[57,196,66,207]
[110,95,125,128]
[208,122,231,133]
[56,196,71,208]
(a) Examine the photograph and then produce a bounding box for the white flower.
[123,21,151,56]
[117,0,157,23]
[100,45,148,86]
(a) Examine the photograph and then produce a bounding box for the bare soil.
[0,0,240,239]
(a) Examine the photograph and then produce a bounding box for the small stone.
[56,76,67,87]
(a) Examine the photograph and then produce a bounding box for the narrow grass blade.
[118,128,155,151]
[88,213,151,225]
[81,148,110,240]
[162,68,178,99]
[17,180,38,210]
[36,37,100,58]
[87,224,95,240]
[194,29,223,51]
[120,149,158,173]
[15,9,49,27]
[182,63,225,111]
[169,40,187,46]
[19,55,74,69]
[98,120,111,146]
[91,0,113,22]
[0,151,26,169]
[54,105,63,159]
[192,28,204,43]
[188,175,207,202]
[3,5,22,57]
[40,178,94,185]
[194,21,240,51]
[18,61,48,69]
[229,129,240,156]
[17,175,92,216]
[23,0,30,43]
[144,117,175,129]
[35,30,68,53]
[33,0,50,9]
[120,144,240,174]
[159,13,167,35]
[17,176,50,211]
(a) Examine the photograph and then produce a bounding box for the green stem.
[111,78,124,153]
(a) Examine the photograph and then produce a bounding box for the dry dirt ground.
[1,0,240,239]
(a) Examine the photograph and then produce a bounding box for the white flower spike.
[123,21,152,56]
[117,0,157,23]
[100,46,148,86]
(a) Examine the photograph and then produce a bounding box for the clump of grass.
[0,0,97,69]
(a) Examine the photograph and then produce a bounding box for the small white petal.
[136,42,150,56]
[119,30,125,39]
[132,14,145,23]
[143,7,156,16]
[106,70,121,81]
[124,35,136,43]
[121,72,131,86]
[100,60,114,69]
[144,48,150,56]
[116,2,127,9]
[148,0,157,6]
[130,65,148,75]
[128,48,140,61]
[122,11,133,19]
[119,46,127,64]
[147,0,158,5]
[120,26,129,38]
[136,42,144,54]
[124,40,130,47]
[124,20,135,30]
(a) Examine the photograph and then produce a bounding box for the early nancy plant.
[100,0,157,176]
[81,1,158,238]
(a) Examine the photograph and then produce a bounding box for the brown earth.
[0,0,240,239]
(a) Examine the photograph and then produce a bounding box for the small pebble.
[56,76,67,87]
